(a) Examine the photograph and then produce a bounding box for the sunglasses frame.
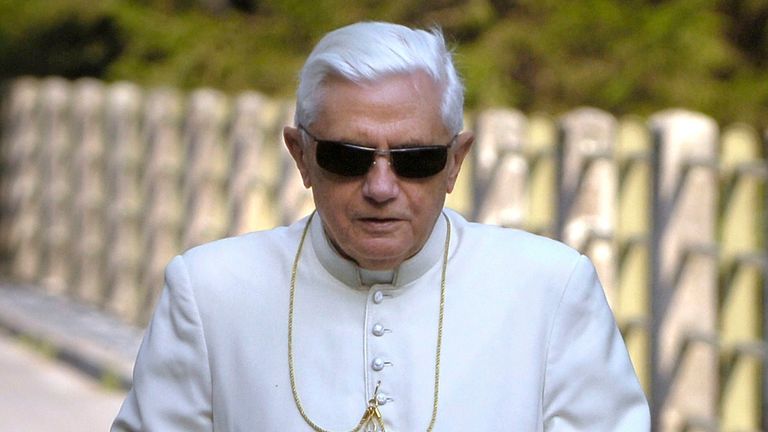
[299,124,457,179]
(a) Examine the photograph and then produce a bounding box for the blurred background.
[2,0,768,123]
[0,0,766,431]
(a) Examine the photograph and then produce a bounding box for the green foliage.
[0,0,123,79]
[1,0,767,125]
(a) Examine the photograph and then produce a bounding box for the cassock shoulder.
[163,218,307,301]
[182,224,301,279]
[449,211,583,276]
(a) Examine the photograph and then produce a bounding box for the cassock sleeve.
[542,255,650,431]
[111,255,213,432]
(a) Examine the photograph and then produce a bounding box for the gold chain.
[288,212,451,432]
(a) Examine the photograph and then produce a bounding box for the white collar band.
[309,211,448,288]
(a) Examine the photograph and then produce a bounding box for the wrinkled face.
[284,72,473,270]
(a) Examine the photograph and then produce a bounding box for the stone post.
[38,78,72,294]
[649,109,719,431]
[473,108,529,228]
[103,82,144,321]
[137,88,184,324]
[0,78,41,281]
[180,88,230,249]
[228,91,282,234]
[557,107,618,307]
[68,78,107,305]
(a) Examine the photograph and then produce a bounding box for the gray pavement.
[0,281,144,431]
[0,329,127,431]
[0,283,143,389]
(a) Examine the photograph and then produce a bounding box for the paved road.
[0,330,127,432]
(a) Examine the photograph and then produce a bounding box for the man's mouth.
[358,217,402,228]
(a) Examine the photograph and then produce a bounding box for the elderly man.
[112,22,649,431]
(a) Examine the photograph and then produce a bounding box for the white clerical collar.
[309,211,448,288]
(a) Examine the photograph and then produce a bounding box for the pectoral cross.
[358,381,386,432]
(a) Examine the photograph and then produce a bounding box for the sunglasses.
[300,125,456,179]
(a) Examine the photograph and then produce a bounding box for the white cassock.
[112,209,650,431]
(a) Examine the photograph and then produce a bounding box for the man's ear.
[446,131,474,193]
[284,126,312,188]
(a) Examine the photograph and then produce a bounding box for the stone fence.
[1,77,766,431]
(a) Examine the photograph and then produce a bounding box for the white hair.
[294,21,464,134]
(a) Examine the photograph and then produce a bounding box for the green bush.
[1,0,767,126]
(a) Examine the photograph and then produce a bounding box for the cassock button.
[371,357,385,371]
[372,323,385,337]
[373,291,384,304]
[376,392,389,406]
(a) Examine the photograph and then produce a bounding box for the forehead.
[312,71,448,143]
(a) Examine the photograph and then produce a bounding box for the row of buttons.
[370,289,392,405]
[371,290,389,338]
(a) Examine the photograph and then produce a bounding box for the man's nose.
[362,155,399,202]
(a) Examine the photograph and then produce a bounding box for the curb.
[0,282,143,390]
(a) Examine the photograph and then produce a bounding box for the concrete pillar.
[649,109,719,431]
[473,108,529,228]
[557,107,618,307]
[137,88,184,324]
[68,78,107,305]
[0,78,41,281]
[38,78,73,295]
[228,91,282,234]
[180,88,230,249]
[103,82,144,321]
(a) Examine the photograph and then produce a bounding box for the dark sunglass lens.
[392,147,448,178]
[316,141,372,177]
